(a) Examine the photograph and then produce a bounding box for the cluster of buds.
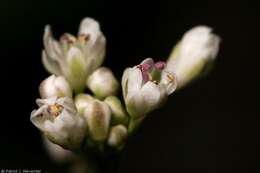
[30,17,220,160]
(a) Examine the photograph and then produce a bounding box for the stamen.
[60,33,76,44]
[78,33,90,44]
[138,60,166,84]
[167,73,174,82]
[47,104,64,117]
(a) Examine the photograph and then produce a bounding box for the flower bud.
[84,100,111,141]
[107,125,128,149]
[104,96,128,125]
[42,135,76,163]
[87,67,119,99]
[30,97,87,149]
[39,75,72,98]
[166,26,221,89]
[122,58,177,119]
[42,17,106,92]
[74,94,95,115]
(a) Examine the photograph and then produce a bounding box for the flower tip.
[79,17,101,35]
[44,25,52,36]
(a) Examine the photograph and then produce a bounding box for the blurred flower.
[107,124,128,149]
[166,26,221,89]
[122,58,177,119]
[83,100,111,141]
[74,94,95,115]
[104,96,128,125]
[39,75,72,98]
[30,97,86,149]
[87,67,119,99]
[42,135,76,163]
[42,17,106,92]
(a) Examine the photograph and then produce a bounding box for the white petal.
[126,68,143,99]
[43,25,63,62]
[30,105,50,131]
[78,18,106,73]
[140,58,154,65]
[121,68,131,99]
[126,93,145,118]
[39,75,56,98]
[42,50,62,75]
[78,17,101,40]
[140,81,161,111]
[42,135,75,162]
[86,34,106,73]
[36,97,57,107]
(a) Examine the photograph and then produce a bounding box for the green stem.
[128,118,144,135]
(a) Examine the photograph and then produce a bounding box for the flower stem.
[128,118,144,135]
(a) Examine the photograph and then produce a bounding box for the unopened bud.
[166,26,220,89]
[39,75,72,98]
[74,94,95,115]
[107,124,128,149]
[87,67,119,99]
[84,100,111,141]
[104,96,128,125]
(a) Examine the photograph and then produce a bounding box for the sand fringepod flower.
[166,26,221,89]
[83,100,111,141]
[39,75,72,99]
[87,67,119,99]
[107,124,128,150]
[30,97,87,149]
[42,17,106,92]
[122,58,177,119]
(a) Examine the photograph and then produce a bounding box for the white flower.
[39,75,72,98]
[107,125,128,149]
[83,100,111,141]
[86,67,119,99]
[166,26,221,89]
[42,17,106,92]
[30,97,87,149]
[122,58,177,119]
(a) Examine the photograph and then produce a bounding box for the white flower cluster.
[30,18,220,158]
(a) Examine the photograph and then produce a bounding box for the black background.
[0,0,259,172]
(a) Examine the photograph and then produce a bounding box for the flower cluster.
[30,18,220,159]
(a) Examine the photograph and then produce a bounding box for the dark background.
[0,0,259,172]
